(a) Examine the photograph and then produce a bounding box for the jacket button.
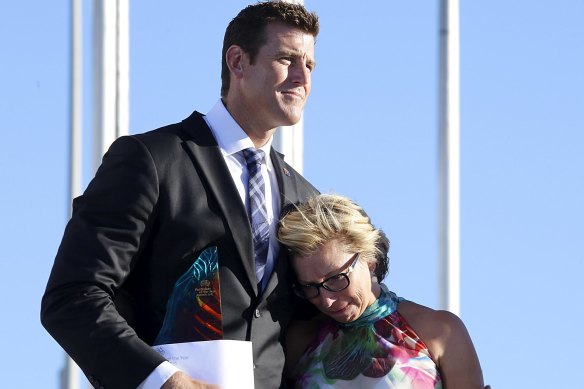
[254,308,261,318]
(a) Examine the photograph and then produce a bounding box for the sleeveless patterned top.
[292,284,442,388]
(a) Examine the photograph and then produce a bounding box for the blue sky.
[1,1,583,388]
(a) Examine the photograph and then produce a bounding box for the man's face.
[240,23,315,131]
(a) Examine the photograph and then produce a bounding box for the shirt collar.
[205,99,273,157]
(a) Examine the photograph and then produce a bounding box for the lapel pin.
[282,167,290,177]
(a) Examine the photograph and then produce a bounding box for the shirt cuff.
[136,361,179,389]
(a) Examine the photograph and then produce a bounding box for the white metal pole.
[61,357,80,389]
[63,0,83,388]
[117,0,130,141]
[273,117,304,174]
[273,0,304,173]
[70,0,83,203]
[438,0,461,315]
[93,0,129,170]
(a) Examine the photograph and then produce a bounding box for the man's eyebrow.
[276,48,301,57]
[276,49,316,68]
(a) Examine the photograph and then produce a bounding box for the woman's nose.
[317,288,337,308]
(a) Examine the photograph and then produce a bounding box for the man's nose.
[291,61,311,85]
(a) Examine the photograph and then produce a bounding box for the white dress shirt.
[138,99,281,388]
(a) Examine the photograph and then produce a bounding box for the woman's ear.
[369,262,379,283]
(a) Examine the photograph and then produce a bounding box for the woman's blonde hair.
[278,194,389,280]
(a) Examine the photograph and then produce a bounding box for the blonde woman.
[278,194,486,389]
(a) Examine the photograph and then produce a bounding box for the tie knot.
[242,148,265,168]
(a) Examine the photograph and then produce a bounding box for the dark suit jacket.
[41,111,317,389]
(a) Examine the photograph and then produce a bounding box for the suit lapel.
[270,148,302,210]
[179,112,258,295]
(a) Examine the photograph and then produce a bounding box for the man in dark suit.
[41,2,319,388]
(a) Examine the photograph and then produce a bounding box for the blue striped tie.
[242,148,269,286]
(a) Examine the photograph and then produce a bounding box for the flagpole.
[63,0,82,388]
[438,0,461,315]
[93,0,129,170]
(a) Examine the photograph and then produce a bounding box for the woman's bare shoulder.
[397,300,485,388]
[397,300,467,362]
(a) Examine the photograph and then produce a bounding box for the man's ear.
[225,45,246,79]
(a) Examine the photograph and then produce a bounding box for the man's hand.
[161,371,221,389]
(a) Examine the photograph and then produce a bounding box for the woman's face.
[292,240,380,323]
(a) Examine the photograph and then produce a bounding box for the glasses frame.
[293,252,361,299]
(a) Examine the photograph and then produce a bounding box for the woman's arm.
[428,310,484,389]
[398,301,484,389]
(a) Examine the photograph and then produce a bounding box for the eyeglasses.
[293,253,360,299]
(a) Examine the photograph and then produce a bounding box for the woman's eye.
[326,275,344,284]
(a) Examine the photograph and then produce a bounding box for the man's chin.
[274,101,304,125]
[280,110,304,127]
